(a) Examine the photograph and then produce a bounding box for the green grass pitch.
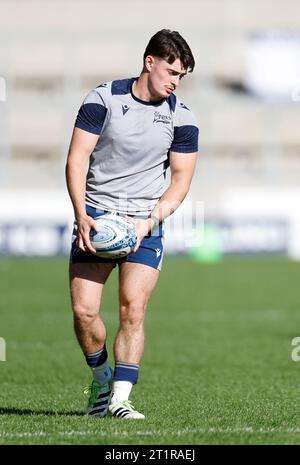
[0,256,300,445]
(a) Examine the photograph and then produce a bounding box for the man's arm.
[132,151,197,252]
[65,127,99,253]
[150,151,197,225]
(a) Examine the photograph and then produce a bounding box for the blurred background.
[1,0,300,260]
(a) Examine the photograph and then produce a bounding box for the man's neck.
[132,74,163,103]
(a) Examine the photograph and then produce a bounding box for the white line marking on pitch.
[1,427,300,439]
[196,310,288,321]
[150,309,299,322]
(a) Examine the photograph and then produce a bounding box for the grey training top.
[75,77,199,216]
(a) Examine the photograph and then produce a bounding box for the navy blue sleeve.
[170,125,199,153]
[75,103,107,135]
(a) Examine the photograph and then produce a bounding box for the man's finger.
[90,219,99,231]
[132,241,141,253]
[77,235,85,251]
[83,234,97,254]
[125,215,138,225]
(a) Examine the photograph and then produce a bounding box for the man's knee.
[119,300,147,329]
[72,302,99,326]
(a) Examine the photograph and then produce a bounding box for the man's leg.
[109,261,159,419]
[69,261,115,416]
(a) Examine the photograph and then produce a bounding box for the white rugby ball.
[90,213,137,259]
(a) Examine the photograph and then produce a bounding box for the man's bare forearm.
[148,181,189,228]
[65,159,88,220]
[66,127,99,221]
[148,151,197,229]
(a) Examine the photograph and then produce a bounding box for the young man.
[66,29,199,419]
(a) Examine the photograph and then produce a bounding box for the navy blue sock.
[85,345,108,368]
[113,361,139,385]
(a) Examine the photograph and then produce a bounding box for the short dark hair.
[143,29,195,73]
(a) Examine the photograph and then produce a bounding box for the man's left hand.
[126,217,153,253]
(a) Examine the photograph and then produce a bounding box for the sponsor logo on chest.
[153,111,171,124]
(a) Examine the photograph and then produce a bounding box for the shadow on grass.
[0,407,85,417]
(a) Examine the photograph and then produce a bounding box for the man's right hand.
[76,214,98,254]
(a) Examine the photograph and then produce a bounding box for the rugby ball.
[90,213,137,259]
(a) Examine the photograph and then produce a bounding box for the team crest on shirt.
[153,111,171,124]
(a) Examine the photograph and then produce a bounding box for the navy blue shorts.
[70,206,164,271]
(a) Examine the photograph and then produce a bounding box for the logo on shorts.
[153,111,171,124]
[155,248,161,258]
[122,104,130,115]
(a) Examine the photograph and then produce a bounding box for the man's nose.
[171,76,180,88]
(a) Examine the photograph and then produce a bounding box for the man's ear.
[144,55,155,72]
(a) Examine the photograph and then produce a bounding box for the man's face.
[146,56,187,99]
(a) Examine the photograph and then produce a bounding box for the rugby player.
[66,29,199,419]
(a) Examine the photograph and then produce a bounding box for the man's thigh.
[118,261,160,305]
[69,262,115,311]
